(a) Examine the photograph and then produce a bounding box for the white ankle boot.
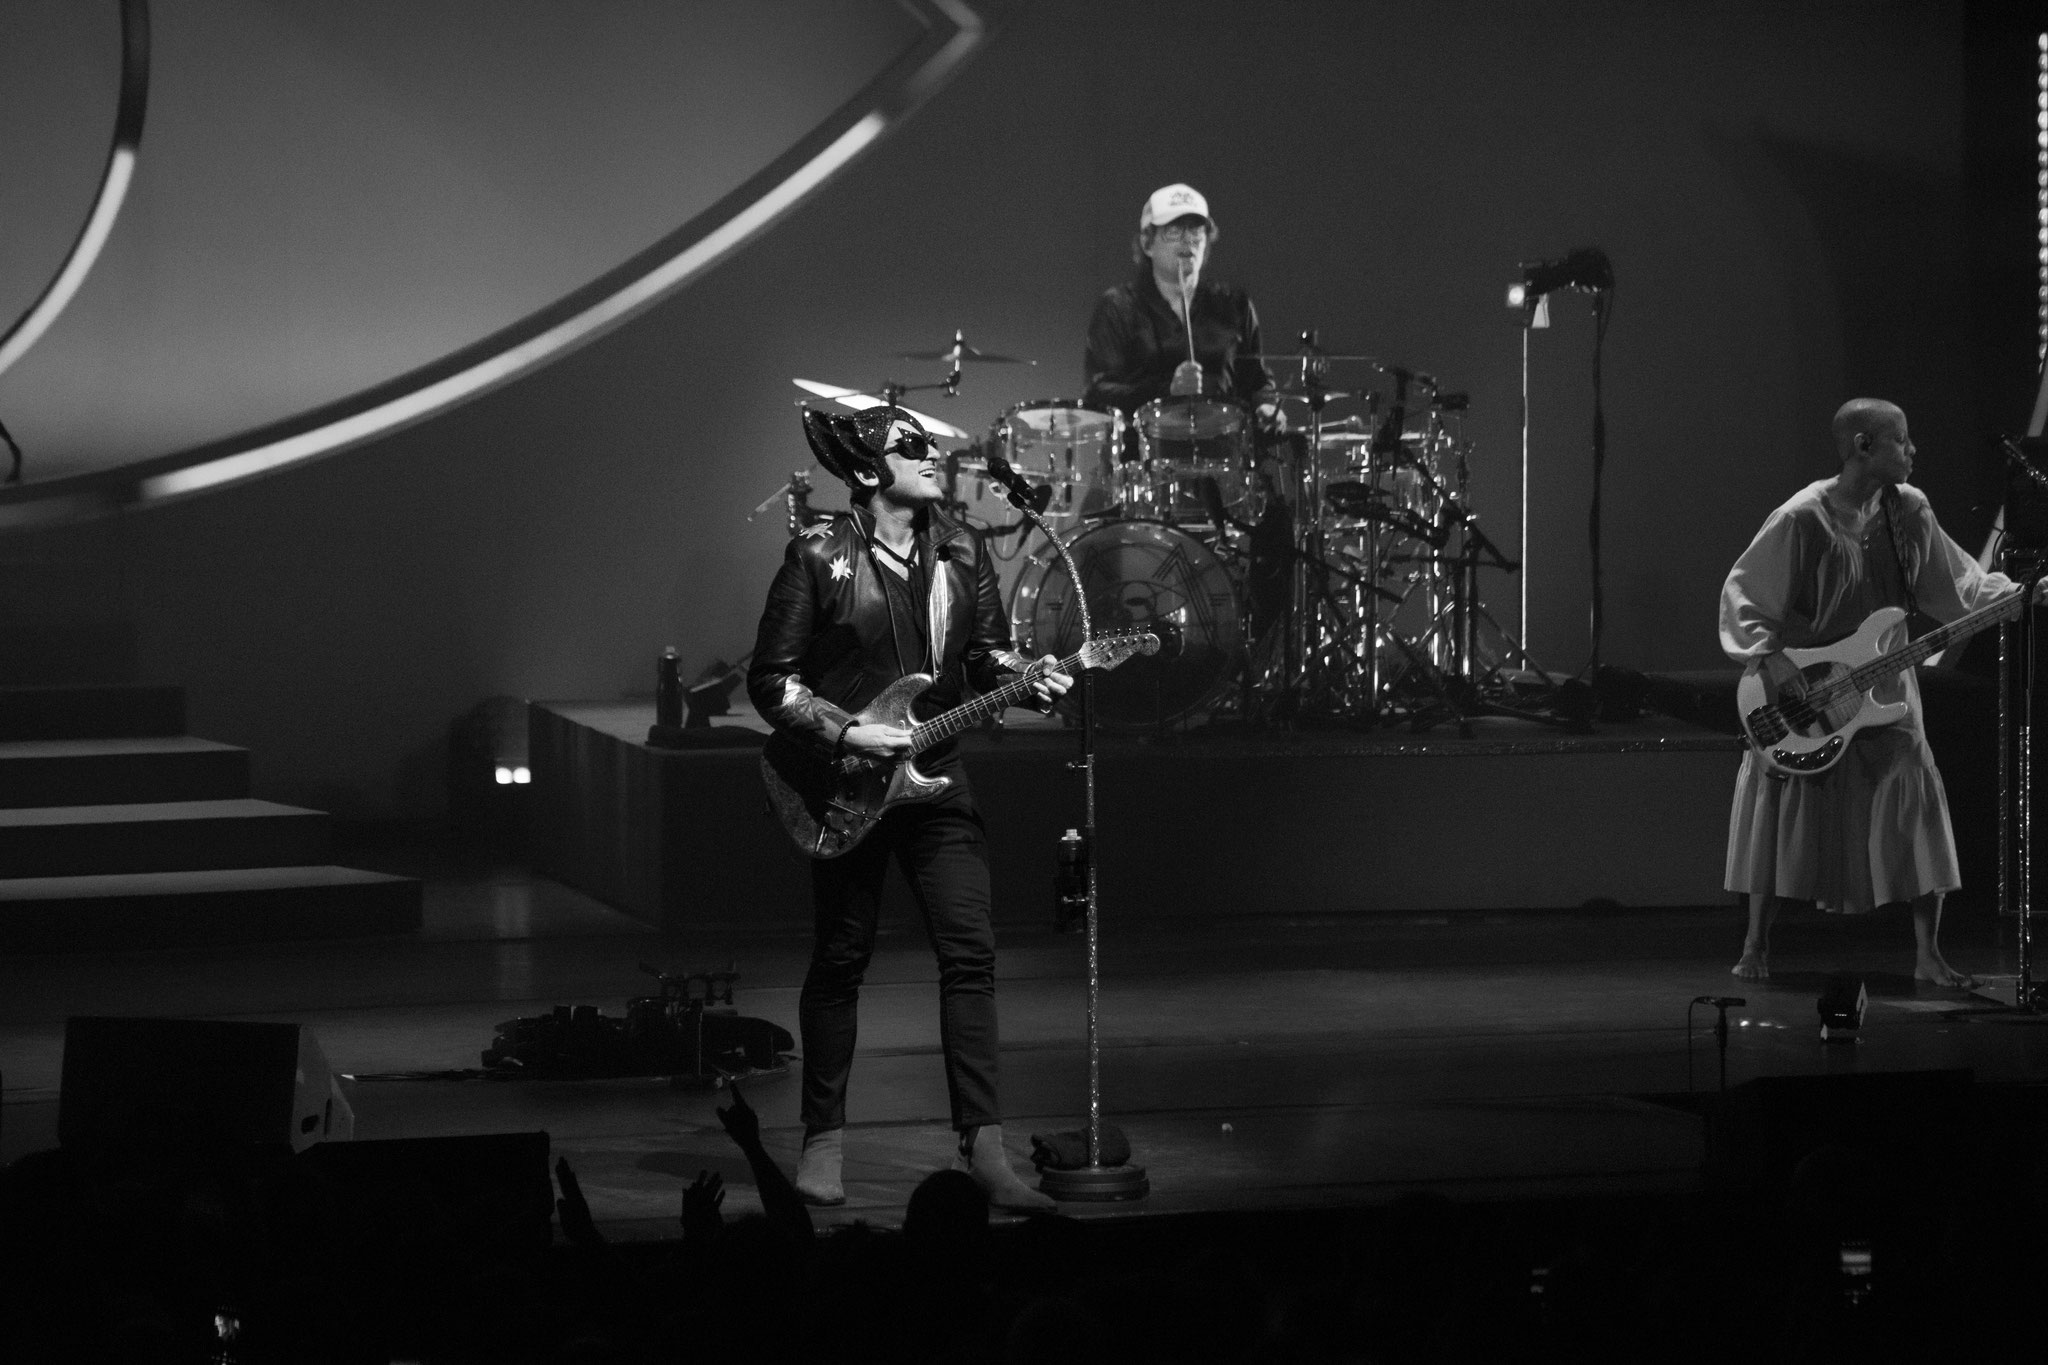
[795,1127,846,1206]
[955,1124,1055,1212]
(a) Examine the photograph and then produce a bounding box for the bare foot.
[1732,946,1769,980]
[1914,956,1980,991]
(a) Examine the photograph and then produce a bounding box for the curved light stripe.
[0,149,137,380]
[141,112,885,501]
[0,1,980,525]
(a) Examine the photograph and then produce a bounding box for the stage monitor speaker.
[59,1016,354,1154]
[1706,1067,1973,1192]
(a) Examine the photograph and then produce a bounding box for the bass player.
[748,406,1070,1211]
[1724,398,2031,987]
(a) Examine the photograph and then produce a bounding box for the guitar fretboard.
[908,647,1092,752]
[1794,588,2030,714]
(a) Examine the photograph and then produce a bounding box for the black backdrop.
[5,0,2038,819]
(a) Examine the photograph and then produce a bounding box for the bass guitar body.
[1737,606,1911,778]
[760,673,953,859]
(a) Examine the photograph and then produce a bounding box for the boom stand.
[998,479,1148,1201]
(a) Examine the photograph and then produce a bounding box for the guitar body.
[758,627,1160,857]
[760,673,956,859]
[1737,606,1912,778]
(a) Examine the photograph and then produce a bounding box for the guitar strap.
[1879,484,1919,613]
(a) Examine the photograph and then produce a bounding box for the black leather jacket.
[748,504,1029,757]
[1082,269,1276,415]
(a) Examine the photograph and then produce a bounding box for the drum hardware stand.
[1395,460,1584,735]
[986,456,1147,1200]
[1275,333,1349,725]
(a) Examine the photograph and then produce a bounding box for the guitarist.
[748,406,1070,1212]
[1723,398,2023,987]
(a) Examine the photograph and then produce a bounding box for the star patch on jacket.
[828,553,851,582]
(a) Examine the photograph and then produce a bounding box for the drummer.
[1082,183,1284,433]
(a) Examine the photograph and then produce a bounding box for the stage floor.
[5,829,2045,1238]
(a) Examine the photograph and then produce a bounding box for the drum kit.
[770,331,1549,734]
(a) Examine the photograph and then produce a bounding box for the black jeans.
[800,773,1001,1133]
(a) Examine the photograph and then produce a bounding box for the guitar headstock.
[1079,628,1162,673]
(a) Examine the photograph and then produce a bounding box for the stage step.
[0,737,251,809]
[0,684,186,741]
[0,865,423,952]
[0,799,329,878]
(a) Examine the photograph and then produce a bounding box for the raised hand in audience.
[716,1081,813,1240]
[554,1156,604,1248]
[682,1168,725,1245]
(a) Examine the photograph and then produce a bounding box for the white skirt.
[1723,718,1959,912]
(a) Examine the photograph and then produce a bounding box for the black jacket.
[1082,269,1276,414]
[747,504,1029,756]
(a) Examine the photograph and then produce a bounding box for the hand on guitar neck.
[841,654,1072,759]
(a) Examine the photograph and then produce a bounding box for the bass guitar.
[1739,589,2032,777]
[761,628,1160,857]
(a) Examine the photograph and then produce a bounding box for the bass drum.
[1011,520,1242,729]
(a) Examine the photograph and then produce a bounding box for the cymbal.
[1250,353,1381,364]
[791,379,971,440]
[1271,381,1355,401]
[897,335,1035,365]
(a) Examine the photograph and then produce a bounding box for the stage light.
[454,697,533,842]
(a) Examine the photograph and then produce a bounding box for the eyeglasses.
[885,431,936,460]
[1152,222,1209,242]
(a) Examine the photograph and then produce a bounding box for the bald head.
[1832,398,1905,464]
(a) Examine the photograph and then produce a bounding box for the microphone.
[985,453,1053,515]
[1997,435,2048,495]
[1693,996,1745,1008]
[1520,246,1613,297]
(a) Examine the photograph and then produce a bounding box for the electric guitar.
[1739,589,2033,777]
[761,628,1160,858]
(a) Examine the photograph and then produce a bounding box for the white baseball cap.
[1139,183,1212,231]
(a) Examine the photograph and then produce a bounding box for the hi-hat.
[790,379,971,440]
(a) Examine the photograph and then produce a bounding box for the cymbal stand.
[990,472,1148,1200]
[1397,459,1581,734]
[1283,333,1341,722]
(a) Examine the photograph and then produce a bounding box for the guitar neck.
[908,648,1090,752]
[1834,589,2029,697]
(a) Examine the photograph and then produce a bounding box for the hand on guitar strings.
[1027,654,1074,708]
[843,723,914,759]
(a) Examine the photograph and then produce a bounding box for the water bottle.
[656,646,682,728]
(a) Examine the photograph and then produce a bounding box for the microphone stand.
[1996,437,2048,1011]
[987,458,1148,1200]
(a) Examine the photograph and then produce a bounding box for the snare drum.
[954,401,1119,526]
[1010,519,1243,729]
[1132,396,1251,523]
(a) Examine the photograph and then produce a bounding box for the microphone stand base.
[1038,1163,1150,1202]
